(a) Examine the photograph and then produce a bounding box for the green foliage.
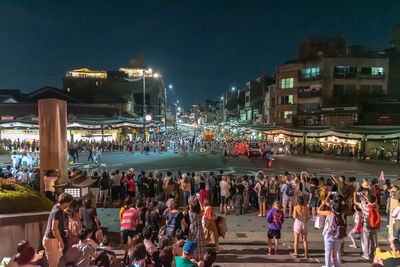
[0,179,53,213]
[0,147,10,155]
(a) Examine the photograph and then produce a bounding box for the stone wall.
[0,212,49,258]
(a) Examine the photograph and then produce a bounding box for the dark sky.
[1,0,399,107]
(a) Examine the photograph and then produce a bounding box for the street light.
[145,114,152,121]
[169,84,173,89]
[220,96,224,100]
[232,86,236,91]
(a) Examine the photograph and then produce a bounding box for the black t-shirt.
[91,175,100,188]
[45,204,65,238]
[383,257,400,267]
[80,206,97,229]
[199,181,206,190]
[310,186,319,201]
[237,184,245,195]
[99,176,110,190]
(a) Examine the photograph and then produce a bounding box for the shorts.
[121,229,136,244]
[267,194,278,205]
[220,196,227,204]
[293,219,308,234]
[282,197,294,209]
[259,195,266,203]
[310,199,319,208]
[267,229,281,239]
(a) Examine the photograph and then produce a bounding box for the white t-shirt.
[220,180,230,197]
[392,206,400,223]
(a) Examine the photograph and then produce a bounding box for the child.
[266,200,284,255]
[348,206,362,248]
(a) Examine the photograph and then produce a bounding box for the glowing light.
[232,86,236,91]
[169,84,173,89]
[145,115,152,121]
[221,96,224,100]
[148,68,152,71]
[153,73,160,78]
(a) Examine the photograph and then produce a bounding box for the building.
[0,86,161,142]
[273,38,389,126]
[63,55,166,121]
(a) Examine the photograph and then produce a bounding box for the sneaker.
[311,217,316,221]
[361,255,370,261]
[349,244,358,248]
[258,214,263,217]
[290,252,298,258]
[266,248,271,255]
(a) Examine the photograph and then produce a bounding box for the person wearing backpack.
[165,200,187,238]
[318,198,347,267]
[255,175,268,217]
[281,175,295,218]
[308,179,320,220]
[355,193,380,261]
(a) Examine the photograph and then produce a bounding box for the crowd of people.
[6,163,400,267]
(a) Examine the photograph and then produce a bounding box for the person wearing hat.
[175,241,199,267]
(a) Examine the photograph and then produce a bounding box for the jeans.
[324,236,342,267]
[183,191,190,206]
[361,226,378,259]
[235,194,243,215]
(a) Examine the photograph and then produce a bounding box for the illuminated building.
[273,38,389,126]
[63,54,166,120]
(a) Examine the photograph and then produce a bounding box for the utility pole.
[143,72,146,117]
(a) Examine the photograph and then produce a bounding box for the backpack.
[216,216,227,238]
[328,213,347,239]
[166,211,181,237]
[286,183,294,197]
[367,204,380,229]
[342,184,350,198]
[259,182,267,197]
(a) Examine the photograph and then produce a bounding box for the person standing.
[318,199,347,267]
[292,196,310,259]
[43,170,58,202]
[79,199,101,239]
[199,176,207,205]
[281,175,295,218]
[235,178,245,215]
[266,200,284,255]
[206,172,216,207]
[42,193,73,267]
[90,170,100,206]
[99,171,110,208]
[255,175,268,217]
[111,170,122,207]
[355,193,380,261]
[188,196,205,261]
[219,176,230,215]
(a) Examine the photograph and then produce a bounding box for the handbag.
[315,214,324,230]
[395,220,400,232]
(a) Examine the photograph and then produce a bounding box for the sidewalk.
[97,207,390,266]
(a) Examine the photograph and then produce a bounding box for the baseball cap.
[183,241,197,255]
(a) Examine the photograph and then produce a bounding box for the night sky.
[1,0,400,107]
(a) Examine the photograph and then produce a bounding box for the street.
[66,150,399,181]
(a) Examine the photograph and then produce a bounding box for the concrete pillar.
[38,99,68,195]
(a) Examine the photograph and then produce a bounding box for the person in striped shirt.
[120,202,140,253]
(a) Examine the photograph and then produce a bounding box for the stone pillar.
[38,99,68,195]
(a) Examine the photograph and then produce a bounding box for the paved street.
[97,206,389,267]
[62,150,400,180]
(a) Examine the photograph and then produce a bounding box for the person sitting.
[96,236,116,266]
[72,228,98,267]
[198,249,217,267]
[175,241,199,267]
[374,238,400,267]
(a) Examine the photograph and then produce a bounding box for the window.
[361,67,384,75]
[334,66,356,78]
[284,111,293,118]
[301,67,320,79]
[371,67,384,75]
[360,85,384,96]
[333,84,356,97]
[280,95,293,104]
[280,78,294,89]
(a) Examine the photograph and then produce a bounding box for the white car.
[247,143,262,157]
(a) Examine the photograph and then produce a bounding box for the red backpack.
[368,204,380,229]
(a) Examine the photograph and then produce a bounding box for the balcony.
[298,91,321,98]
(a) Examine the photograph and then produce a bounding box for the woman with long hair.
[292,196,310,258]
[203,199,220,252]
[188,196,205,261]
[199,175,207,205]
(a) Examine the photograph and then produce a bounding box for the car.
[247,142,263,157]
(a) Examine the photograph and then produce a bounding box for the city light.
[177,100,180,103]
[145,114,152,121]
[169,84,173,89]
[221,96,224,100]
[148,68,152,71]
[177,107,181,111]
[153,73,160,78]
[232,86,236,91]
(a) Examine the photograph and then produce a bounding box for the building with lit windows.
[273,38,389,126]
[63,55,166,121]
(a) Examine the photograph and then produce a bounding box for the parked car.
[247,142,262,157]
